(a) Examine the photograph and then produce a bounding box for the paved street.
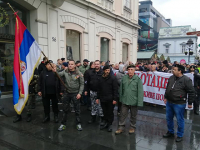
[0,98,200,150]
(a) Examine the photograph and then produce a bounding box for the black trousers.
[61,93,81,125]
[116,97,121,113]
[194,95,200,112]
[101,101,114,125]
[42,94,58,115]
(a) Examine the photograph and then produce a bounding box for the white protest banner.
[134,71,194,106]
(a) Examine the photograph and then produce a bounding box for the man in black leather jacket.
[163,64,195,142]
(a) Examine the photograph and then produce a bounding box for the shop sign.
[0,34,15,40]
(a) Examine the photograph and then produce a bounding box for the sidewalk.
[0,99,199,150]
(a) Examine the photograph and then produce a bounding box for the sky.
[139,0,200,43]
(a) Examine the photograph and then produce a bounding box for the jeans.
[166,101,186,137]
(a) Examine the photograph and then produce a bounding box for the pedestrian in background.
[56,59,62,72]
[116,64,125,115]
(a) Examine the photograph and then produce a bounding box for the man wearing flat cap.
[115,65,143,135]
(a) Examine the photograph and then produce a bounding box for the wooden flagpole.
[7,3,68,90]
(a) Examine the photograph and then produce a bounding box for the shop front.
[0,0,29,95]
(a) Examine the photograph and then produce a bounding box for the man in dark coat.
[163,64,195,142]
[38,61,63,123]
[84,60,104,124]
[96,65,118,132]
[84,61,95,110]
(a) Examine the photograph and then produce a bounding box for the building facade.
[0,0,140,95]
[138,0,171,52]
[158,26,198,64]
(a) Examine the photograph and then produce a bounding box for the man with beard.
[96,65,118,132]
[79,59,90,75]
[143,63,148,72]
[56,60,84,131]
[75,61,81,68]
[84,60,104,124]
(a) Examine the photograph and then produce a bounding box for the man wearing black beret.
[96,65,118,132]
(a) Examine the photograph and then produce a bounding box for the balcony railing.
[123,6,132,20]
[98,0,114,12]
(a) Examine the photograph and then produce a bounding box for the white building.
[158,26,198,64]
[0,0,140,94]
[17,0,139,64]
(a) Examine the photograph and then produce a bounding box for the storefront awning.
[137,51,155,59]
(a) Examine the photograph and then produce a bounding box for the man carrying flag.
[12,13,41,121]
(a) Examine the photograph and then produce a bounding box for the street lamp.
[185,39,194,64]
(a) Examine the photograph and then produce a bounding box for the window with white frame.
[124,0,131,9]
[180,42,186,53]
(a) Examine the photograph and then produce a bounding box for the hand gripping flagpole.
[7,3,68,91]
[40,51,68,90]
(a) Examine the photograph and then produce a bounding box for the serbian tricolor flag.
[13,14,41,114]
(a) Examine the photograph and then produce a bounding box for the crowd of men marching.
[13,57,200,142]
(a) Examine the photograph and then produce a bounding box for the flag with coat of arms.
[13,13,41,114]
